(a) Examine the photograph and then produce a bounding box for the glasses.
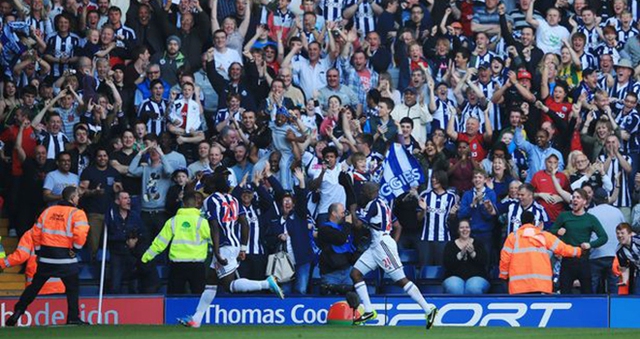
[147,70,160,75]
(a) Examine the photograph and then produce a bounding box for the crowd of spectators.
[1,0,640,295]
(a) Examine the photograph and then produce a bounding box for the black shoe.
[5,311,22,327]
[66,319,90,325]
[353,310,377,325]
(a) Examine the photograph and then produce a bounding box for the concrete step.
[0,218,8,230]
[0,273,24,283]
[0,290,24,296]
[2,265,22,273]
[0,282,24,290]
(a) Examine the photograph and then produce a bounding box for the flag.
[379,143,425,201]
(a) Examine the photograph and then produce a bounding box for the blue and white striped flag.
[379,143,424,201]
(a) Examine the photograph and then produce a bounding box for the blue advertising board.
[165,296,609,328]
[384,296,608,328]
[165,297,387,325]
[610,297,640,328]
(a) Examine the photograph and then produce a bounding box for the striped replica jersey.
[618,27,639,45]
[506,201,549,233]
[616,109,640,153]
[45,33,80,77]
[477,80,500,131]
[358,197,396,247]
[203,192,245,247]
[137,98,168,136]
[241,204,264,255]
[608,80,640,111]
[599,153,633,208]
[616,235,640,271]
[419,189,457,242]
[343,0,379,35]
[576,25,601,52]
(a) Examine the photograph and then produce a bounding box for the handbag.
[266,245,296,283]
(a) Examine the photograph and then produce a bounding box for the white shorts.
[354,235,405,282]
[210,246,240,278]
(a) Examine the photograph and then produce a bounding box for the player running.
[178,170,284,328]
[350,182,438,329]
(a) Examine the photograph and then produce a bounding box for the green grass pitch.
[2,325,640,339]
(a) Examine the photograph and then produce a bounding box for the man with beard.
[205,47,257,111]
[79,148,123,256]
[152,36,189,86]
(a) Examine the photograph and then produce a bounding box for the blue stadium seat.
[79,265,98,280]
[96,249,110,262]
[156,265,169,279]
[419,266,444,280]
[418,284,443,294]
[398,249,418,264]
[79,285,100,295]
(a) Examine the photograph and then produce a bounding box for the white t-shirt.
[535,20,570,55]
[214,48,243,80]
[309,165,346,215]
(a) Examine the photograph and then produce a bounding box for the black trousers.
[238,254,268,281]
[560,256,592,294]
[14,263,81,322]
[167,262,205,295]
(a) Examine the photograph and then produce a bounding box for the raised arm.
[526,0,540,28]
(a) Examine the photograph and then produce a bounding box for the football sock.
[193,285,217,325]
[230,278,269,293]
[354,281,373,313]
[403,281,431,314]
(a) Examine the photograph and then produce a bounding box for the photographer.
[317,202,356,293]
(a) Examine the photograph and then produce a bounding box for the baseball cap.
[404,87,417,94]
[517,69,532,80]
[593,187,609,204]
[478,62,491,70]
[451,22,463,29]
[241,183,255,193]
[172,167,189,180]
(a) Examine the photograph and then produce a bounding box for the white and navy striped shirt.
[618,27,639,45]
[457,102,486,133]
[594,43,622,64]
[431,97,455,131]
[114,25,137,48]
[599,153,633,208]
[506,201,549,234]
[419,190,456,242]
[579,52,598,71]
[608,80,640,111]
[26,15,53,39]
[203,192,244,247]
[137,98,168,136]
[359,197,395,246]
[616,109,640,153]
[241,204,264,255]
[213,108,242,128]
[45,33,80,77]
[321,0,346,22]
[343,0,378,35]
[38,131,70,160]
[577,25,601,53]
[477,80,500,130]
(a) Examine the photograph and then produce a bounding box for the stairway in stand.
[0,218,25,296]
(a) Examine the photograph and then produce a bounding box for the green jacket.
[142,208,211,263]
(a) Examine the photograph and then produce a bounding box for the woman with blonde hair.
[563,150,585,177]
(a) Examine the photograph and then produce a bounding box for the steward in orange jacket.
[499,211,582,294]
[0,228,66,295]
[5,186,89,326]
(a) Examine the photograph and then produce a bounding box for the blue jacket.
[514,127,564,182]
[104,206,144,254]
[458,187,497,235]
[266,184,315,266]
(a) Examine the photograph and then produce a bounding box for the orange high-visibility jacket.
[612,256,629,295]
[32,204,89,265]
[0,228,65,294]
[499,223,582,294]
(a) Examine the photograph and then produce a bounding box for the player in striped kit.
[418,171,457,266]
[350,183,437,329]
[178,171,284,328]
[505,183,549,233]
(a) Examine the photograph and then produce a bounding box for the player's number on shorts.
[221,200,239,223]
